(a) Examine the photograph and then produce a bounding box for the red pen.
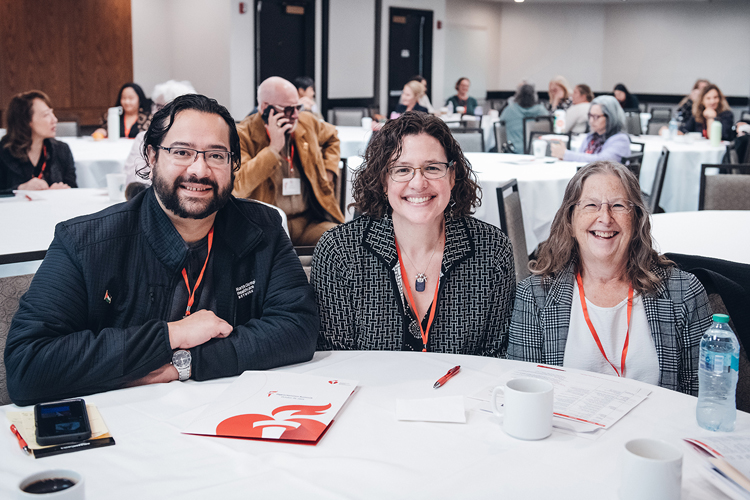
[433,365,461,389]
[10,424,31,455]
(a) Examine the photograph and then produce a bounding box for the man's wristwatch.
[172,350,192,381]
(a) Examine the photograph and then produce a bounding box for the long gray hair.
[530,161,673,295]
[591,95,626,139]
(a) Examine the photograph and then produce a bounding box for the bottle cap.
[713,314,730,324]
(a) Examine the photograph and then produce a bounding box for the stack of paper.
[685,436,750,500]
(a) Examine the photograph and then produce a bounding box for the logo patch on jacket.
[236,280,255,299]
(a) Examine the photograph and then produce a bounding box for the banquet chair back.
[647,120,665,136]
[620,153,644,180]
[624,112,641,136]
[330,108,368,127]
[494,121,513,153]
[0,274,35,405]
[55,121,79,137]
[666,253,750,412]
[649,107,672,122]
[630,141,645,153]
[496,180,530,282]
[89,161,124,188]
[699,164,750,210]
[336,158,348,214]
[644,147,669,214]
[529,131,572,155]
[522,116,553,154]
[451,129,484,153]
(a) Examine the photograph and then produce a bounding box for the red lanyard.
[181,226,214,317]
[265,129,295,171]
[396,239,440,352]
[576,272,634,377]
[35,145,48,179]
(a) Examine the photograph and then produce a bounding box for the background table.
[344,153,582,255]
[334,126,372,159]
[1,351,744,499]
[58,137,136,189]
[651,211,750,265]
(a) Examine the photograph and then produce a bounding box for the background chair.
[630,141,645,153]
[496,180,530,282]
[55,120,79,137]
[620,152,644,180]
[740,111,750,123]
[0,274,35,405]
[624,112,641,136]
[699,163,750,210]
[522,116,553,154]
[649,106,672,122]
[494,120,514,153]
[451,128,484,153]
[330,108,368,127]
[335,158,349,215]
[666,253,750,413]
[644,147,669,213]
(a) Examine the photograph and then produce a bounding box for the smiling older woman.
[311,111,515,355]
[507,161,712,395]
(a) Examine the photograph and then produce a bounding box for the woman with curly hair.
[507,161,712,395]
[311,111,515,356]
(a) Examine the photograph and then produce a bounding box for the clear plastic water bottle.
[668,117,679,140]
[696,314,740,432]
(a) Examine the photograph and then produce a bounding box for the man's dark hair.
[140,94,241,178]
[294,76,315,91]
[352,111,481,219]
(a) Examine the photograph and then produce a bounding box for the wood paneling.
[0,0,132,126]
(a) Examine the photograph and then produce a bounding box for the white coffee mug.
[361,117,373,130]
[106,173,126,202]
[491,378,554,440]
[532,139,547,158]
[18,469,84,499]
[619,439,682,500]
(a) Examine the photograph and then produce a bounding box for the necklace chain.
[397,234,442,292]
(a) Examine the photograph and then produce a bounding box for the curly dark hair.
[352,111,481,218]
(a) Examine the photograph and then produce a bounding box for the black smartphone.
[261,105,274,124]
[34,398,92,446]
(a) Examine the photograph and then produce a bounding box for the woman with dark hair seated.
[550,95,631,163]
[0,90,76,194]
[93,82,153,139]
[498,83,548,153]
[679,83,735,141]
[508,161,712,395]
[312,111,515,356]
[613,83,639,111]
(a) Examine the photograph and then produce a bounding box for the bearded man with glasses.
[233,76,344,246]
[5,94,318,406]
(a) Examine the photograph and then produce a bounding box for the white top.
[564,102,591,134]
[564,280,659,386]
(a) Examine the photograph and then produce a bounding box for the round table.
[651,211,750,265]
[2,351,742,499]
[335,126,373,159]
[58,137,136,189]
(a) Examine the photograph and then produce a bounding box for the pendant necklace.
[396,236,442,293]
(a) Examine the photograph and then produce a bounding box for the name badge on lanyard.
[282,178,301,196]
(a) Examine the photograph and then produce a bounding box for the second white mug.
[491,378,554,440]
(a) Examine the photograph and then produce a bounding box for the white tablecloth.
[335,126,372,159]
[344,153,582,255]
[58,137,136,189]
[1,351,743,499]
[651,211,750,265]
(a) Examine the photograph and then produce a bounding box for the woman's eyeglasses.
[574,198,633,214]
[388,161,453,182]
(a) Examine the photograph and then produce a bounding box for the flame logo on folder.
[216,403,332,440]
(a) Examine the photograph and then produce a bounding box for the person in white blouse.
[507,161,712,395]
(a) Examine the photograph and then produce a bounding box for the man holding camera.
[233,77,344,246]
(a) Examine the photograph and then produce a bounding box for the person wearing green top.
[445,77,478,115]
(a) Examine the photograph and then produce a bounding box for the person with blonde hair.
[547,76,572,112]
[393,80,428,117]
[508,161,712,395]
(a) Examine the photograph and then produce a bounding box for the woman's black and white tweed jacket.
[507,262,712,395]
[311,214,516,357]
